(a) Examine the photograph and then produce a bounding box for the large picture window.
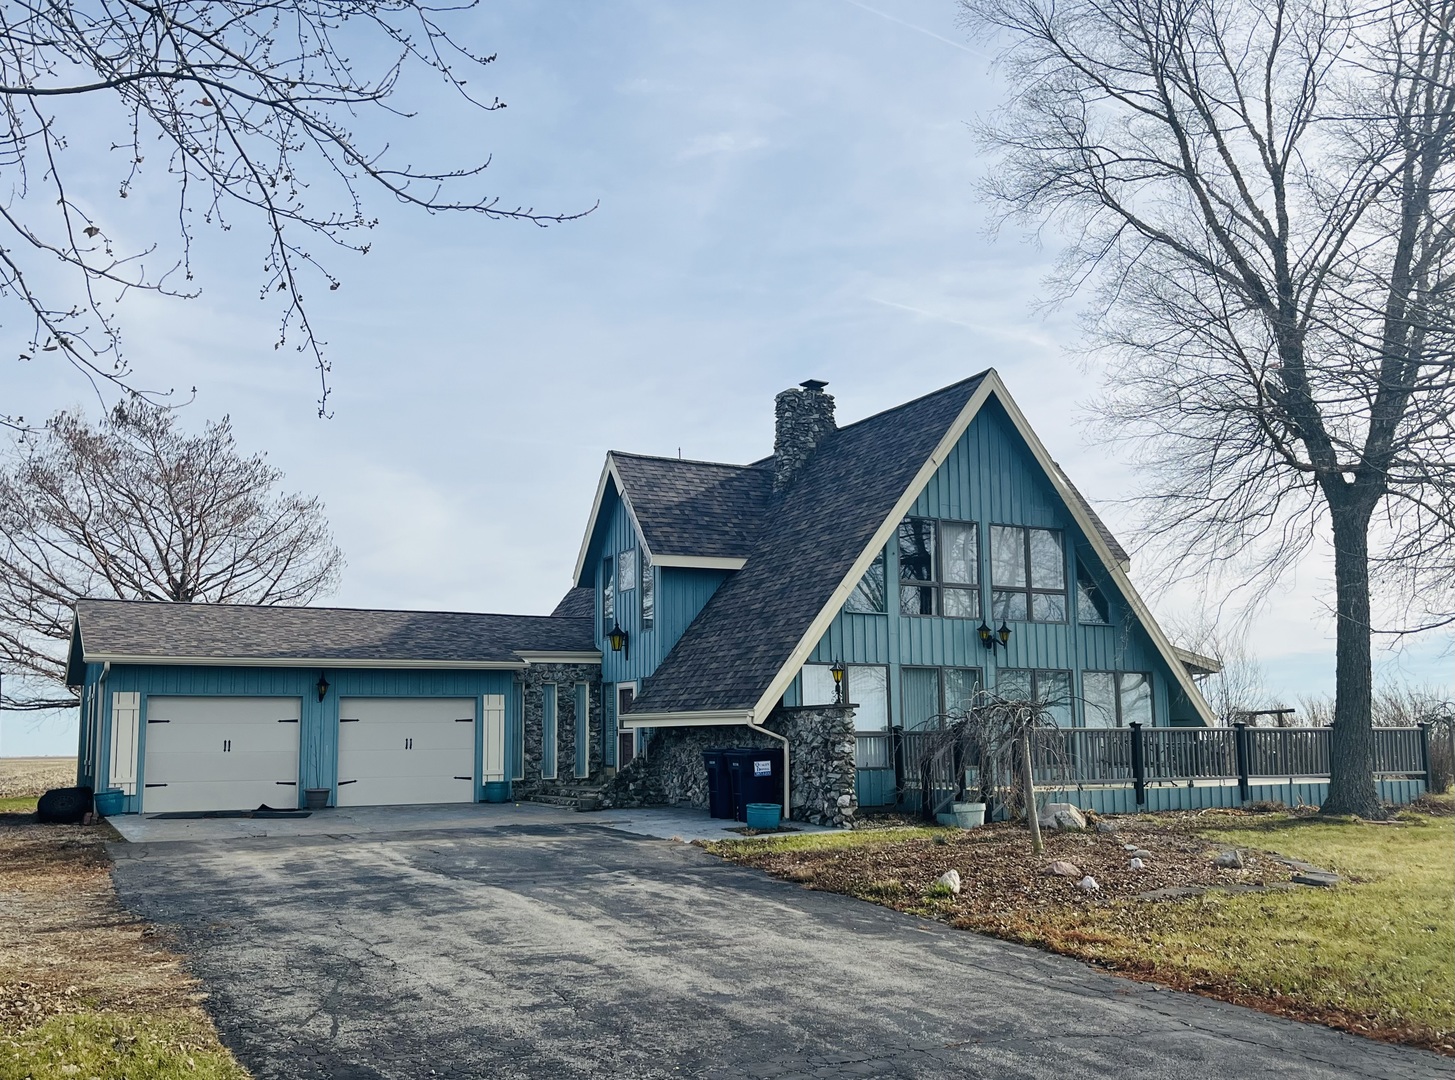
[990,526,1067,623]
[898,517,980,619]
[997,668,1074,727]
[1082,671,1154,728]
[901,666,983,729]
[802,663,890,732]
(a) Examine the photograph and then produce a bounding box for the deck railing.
[858,723,1431,813]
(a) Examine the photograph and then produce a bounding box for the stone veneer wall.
[595,704,858,827]
[516,664,603,794]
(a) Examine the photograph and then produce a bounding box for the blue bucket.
[93,790,124,817]
[481,781,512,804]
[745,802,782,830]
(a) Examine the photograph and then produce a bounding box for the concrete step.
[524,792,602,811]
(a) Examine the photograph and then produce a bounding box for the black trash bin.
[725,747,784,822]
[703,749,734,819]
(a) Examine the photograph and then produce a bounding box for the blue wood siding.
[594,495,731,685]
[81,664,519,813]
[803,400,1195,728]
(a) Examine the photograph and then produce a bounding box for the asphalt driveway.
[110,824,1451,1080]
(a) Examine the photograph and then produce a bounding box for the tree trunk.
[1322,507,1383,818]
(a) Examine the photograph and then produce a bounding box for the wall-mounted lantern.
[829,660,846,706]
[607,622,629,657]
[977,622,1012,652]
[316,672,331,702]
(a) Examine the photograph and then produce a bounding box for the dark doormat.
[149,806,313,820]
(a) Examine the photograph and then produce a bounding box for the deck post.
[1418,722,1432,789]
[1233,722,1251,803]
[1129,722,1146,807]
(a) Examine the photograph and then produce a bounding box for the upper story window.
[641,557,655,630]
[845,548,887,613]
[898,517,980,618]
[601,556,614,634]
[1076,559,1109,624]
[990,525,1066,623]
[617,549,637,592]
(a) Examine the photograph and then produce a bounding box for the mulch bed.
[722,815,1296,918]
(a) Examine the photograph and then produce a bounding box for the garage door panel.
[142,697,300,813]
[337,697,476,806]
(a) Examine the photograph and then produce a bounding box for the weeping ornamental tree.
[0,402,344,709]
[962,0,1455,817]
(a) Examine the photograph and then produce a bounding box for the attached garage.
[143,696,301,813]
[337,697,476,806]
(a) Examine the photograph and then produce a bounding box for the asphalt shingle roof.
[550,587,595,619]
[630,373,989,715]
[72,599,594,667]
[610,453,771,560]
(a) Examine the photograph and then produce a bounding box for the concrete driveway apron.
[109,824,1453,1080]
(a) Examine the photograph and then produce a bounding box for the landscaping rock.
[1129,857,1144,870]
[1077,875,1100,892]
[1131,848,1152,862]
[1291,871,1341,888]
[1124,843,1139,852]
[1094,819,1119,835]
[1213,849,1245,869]
[1044,860,1081,877]
[1037,803,1087,831]
[934,869,962,895]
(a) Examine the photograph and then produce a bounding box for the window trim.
[989,523,1068,624]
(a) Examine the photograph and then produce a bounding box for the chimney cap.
[799,379,829,391]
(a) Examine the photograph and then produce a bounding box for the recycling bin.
[703,750,734,819]
[725,747,784,823]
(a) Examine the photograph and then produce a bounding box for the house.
[70,370,1216,821]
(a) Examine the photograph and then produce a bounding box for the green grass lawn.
[710,807,1455,1052]
[0,1014,249,1080]
[0,796,38,814]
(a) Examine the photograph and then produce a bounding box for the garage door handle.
[145,783,167,788]
[337,779,358,786]
[147,718,170,724]
[278,718,299,723]
[456,718,473,723]
[340,718,360,723]
[275,781,297,786]
[454,775,472,780]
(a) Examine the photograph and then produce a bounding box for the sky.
[2,0,1449,755]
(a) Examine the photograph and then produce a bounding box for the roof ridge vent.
[773,380,835,492]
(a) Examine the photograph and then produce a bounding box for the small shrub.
[1247,800,1286,813]
[859,879,905,901]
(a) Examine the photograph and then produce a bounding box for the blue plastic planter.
[93,790,124,817]
[481,781,512,804]
[745,802,782,830]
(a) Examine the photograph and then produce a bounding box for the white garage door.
[337,698,476,806]
[143,697,301,813]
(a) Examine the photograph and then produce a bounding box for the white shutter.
[482,694,506,781]
[109,692,141,795]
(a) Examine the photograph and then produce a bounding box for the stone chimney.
[773,379,836,491]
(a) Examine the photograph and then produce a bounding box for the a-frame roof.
[627,369,1215,726]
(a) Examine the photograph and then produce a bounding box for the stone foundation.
[517,665,603,794]
[595,704,858,827]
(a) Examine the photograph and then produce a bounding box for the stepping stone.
[1291,871,1341,888]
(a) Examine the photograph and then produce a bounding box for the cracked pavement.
[109,823,1453,1080]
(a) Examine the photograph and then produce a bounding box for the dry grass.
[0,758,78,799]
[0,811,248,1078]
[709,808,1455,1054]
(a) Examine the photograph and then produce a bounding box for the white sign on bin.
[753,759,772,776]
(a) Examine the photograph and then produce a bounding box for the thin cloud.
[838,0,994,62]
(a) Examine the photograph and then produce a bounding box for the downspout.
[751,718,792,821]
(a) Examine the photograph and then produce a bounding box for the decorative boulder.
[934,869,962,895]
[1037,803,1087,831]
[1131,848,1152,862]
[1078,875,1100,892]
[1214,849,1245,870]
[1044,860,1082,877]
[1129,857,1145,871]
[1095,819,1119,835]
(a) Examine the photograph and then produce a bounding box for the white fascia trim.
[987,376,1218,726]
[748,376,1000,722]
[570,455,656,586]
[651,555,748,571]
[618,710,754,729]
[1172,646,1223,677]
[516,651,604,665]
[84,654,527,671]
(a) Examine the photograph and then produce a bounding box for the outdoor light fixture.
[978,622,1013,651]
[607,622,629,656]
[316,673,330,702]
[829,661,846,705]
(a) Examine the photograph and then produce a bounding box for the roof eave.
[80,654,528,671]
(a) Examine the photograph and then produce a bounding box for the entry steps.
[523,782,606,811]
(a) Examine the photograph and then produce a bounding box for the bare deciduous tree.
[0,401,343,709]
[963,0,1455,816]
[0,1,590,421]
